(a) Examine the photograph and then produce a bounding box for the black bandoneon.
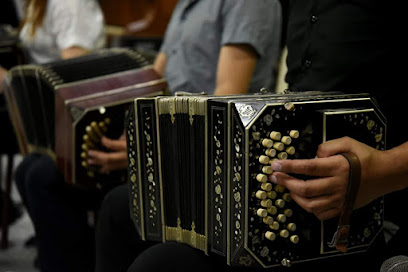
[126,91,386,268]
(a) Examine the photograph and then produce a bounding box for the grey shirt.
[161,0,282,95]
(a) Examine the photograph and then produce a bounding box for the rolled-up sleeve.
[221,0,282,58]
[50,0,106,51]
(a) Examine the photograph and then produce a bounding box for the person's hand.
[269,136,389,221]
[87,133,127,173]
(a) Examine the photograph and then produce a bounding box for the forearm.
[61,46,91,59]
[213,82,249,96]
[379,142,408,193]
[153,52,167,77]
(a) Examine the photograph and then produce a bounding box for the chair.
[0,94,20,249]
[0,24,25,249]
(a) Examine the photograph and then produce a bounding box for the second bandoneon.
[4,47,168,188]
[126,91,386,269]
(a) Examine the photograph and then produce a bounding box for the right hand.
[87,133,128,174]
[269,137,390,220]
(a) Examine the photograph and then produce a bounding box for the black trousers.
[91,173,392,272]
[15,154,105,272]
[127,237,388,272]
[95,183,157,272]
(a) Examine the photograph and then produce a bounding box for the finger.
[271,172,343,198]
[101,136,127,151]
[99,159,127,173]
[271,155,349,178]
[314,208,342,221]
[88,150,127,171]
[104,153,128,171]
[87,150,108,166]
[290,192,344,216]
[316,137,354,158]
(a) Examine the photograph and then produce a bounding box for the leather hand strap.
[334,152,361,253]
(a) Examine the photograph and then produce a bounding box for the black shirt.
[285,2,407,267]
[286,0,396,93]
[285,0,405,148]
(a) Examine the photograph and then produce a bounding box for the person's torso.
[19,0,105,64]
[285,0,396,94]
[19,20,61,64]
[285,0,406,148]
[163,0,282,94]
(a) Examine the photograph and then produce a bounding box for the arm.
[52,0,105,60]
[214,44,257,96]
[87,132,128,174]
[153,51,167,77]
[269,137,408,220]
[61,46,91,59]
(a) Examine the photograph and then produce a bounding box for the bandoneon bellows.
[126,91,386,269]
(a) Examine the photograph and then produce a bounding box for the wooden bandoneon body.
[126,91,386,269]
[4,48,168,188]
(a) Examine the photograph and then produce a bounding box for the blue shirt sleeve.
[220,0,282,58]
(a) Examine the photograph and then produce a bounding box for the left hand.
[87,133,127,174]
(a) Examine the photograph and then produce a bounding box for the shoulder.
[220,0,281,27]
[48,0,105,50]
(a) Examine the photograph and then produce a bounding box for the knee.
[22,154,61,194]
[14,154,42,193]
[128,243,212,272]
[99,184,130,223]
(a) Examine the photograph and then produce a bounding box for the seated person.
[127,0,407,271]
[14,0,107,271]
[94,1,284,272]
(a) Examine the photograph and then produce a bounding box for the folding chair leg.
[1,154,14,249]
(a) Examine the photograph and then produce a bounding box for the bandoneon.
[4,48,168,188]
[126,91,386,269]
